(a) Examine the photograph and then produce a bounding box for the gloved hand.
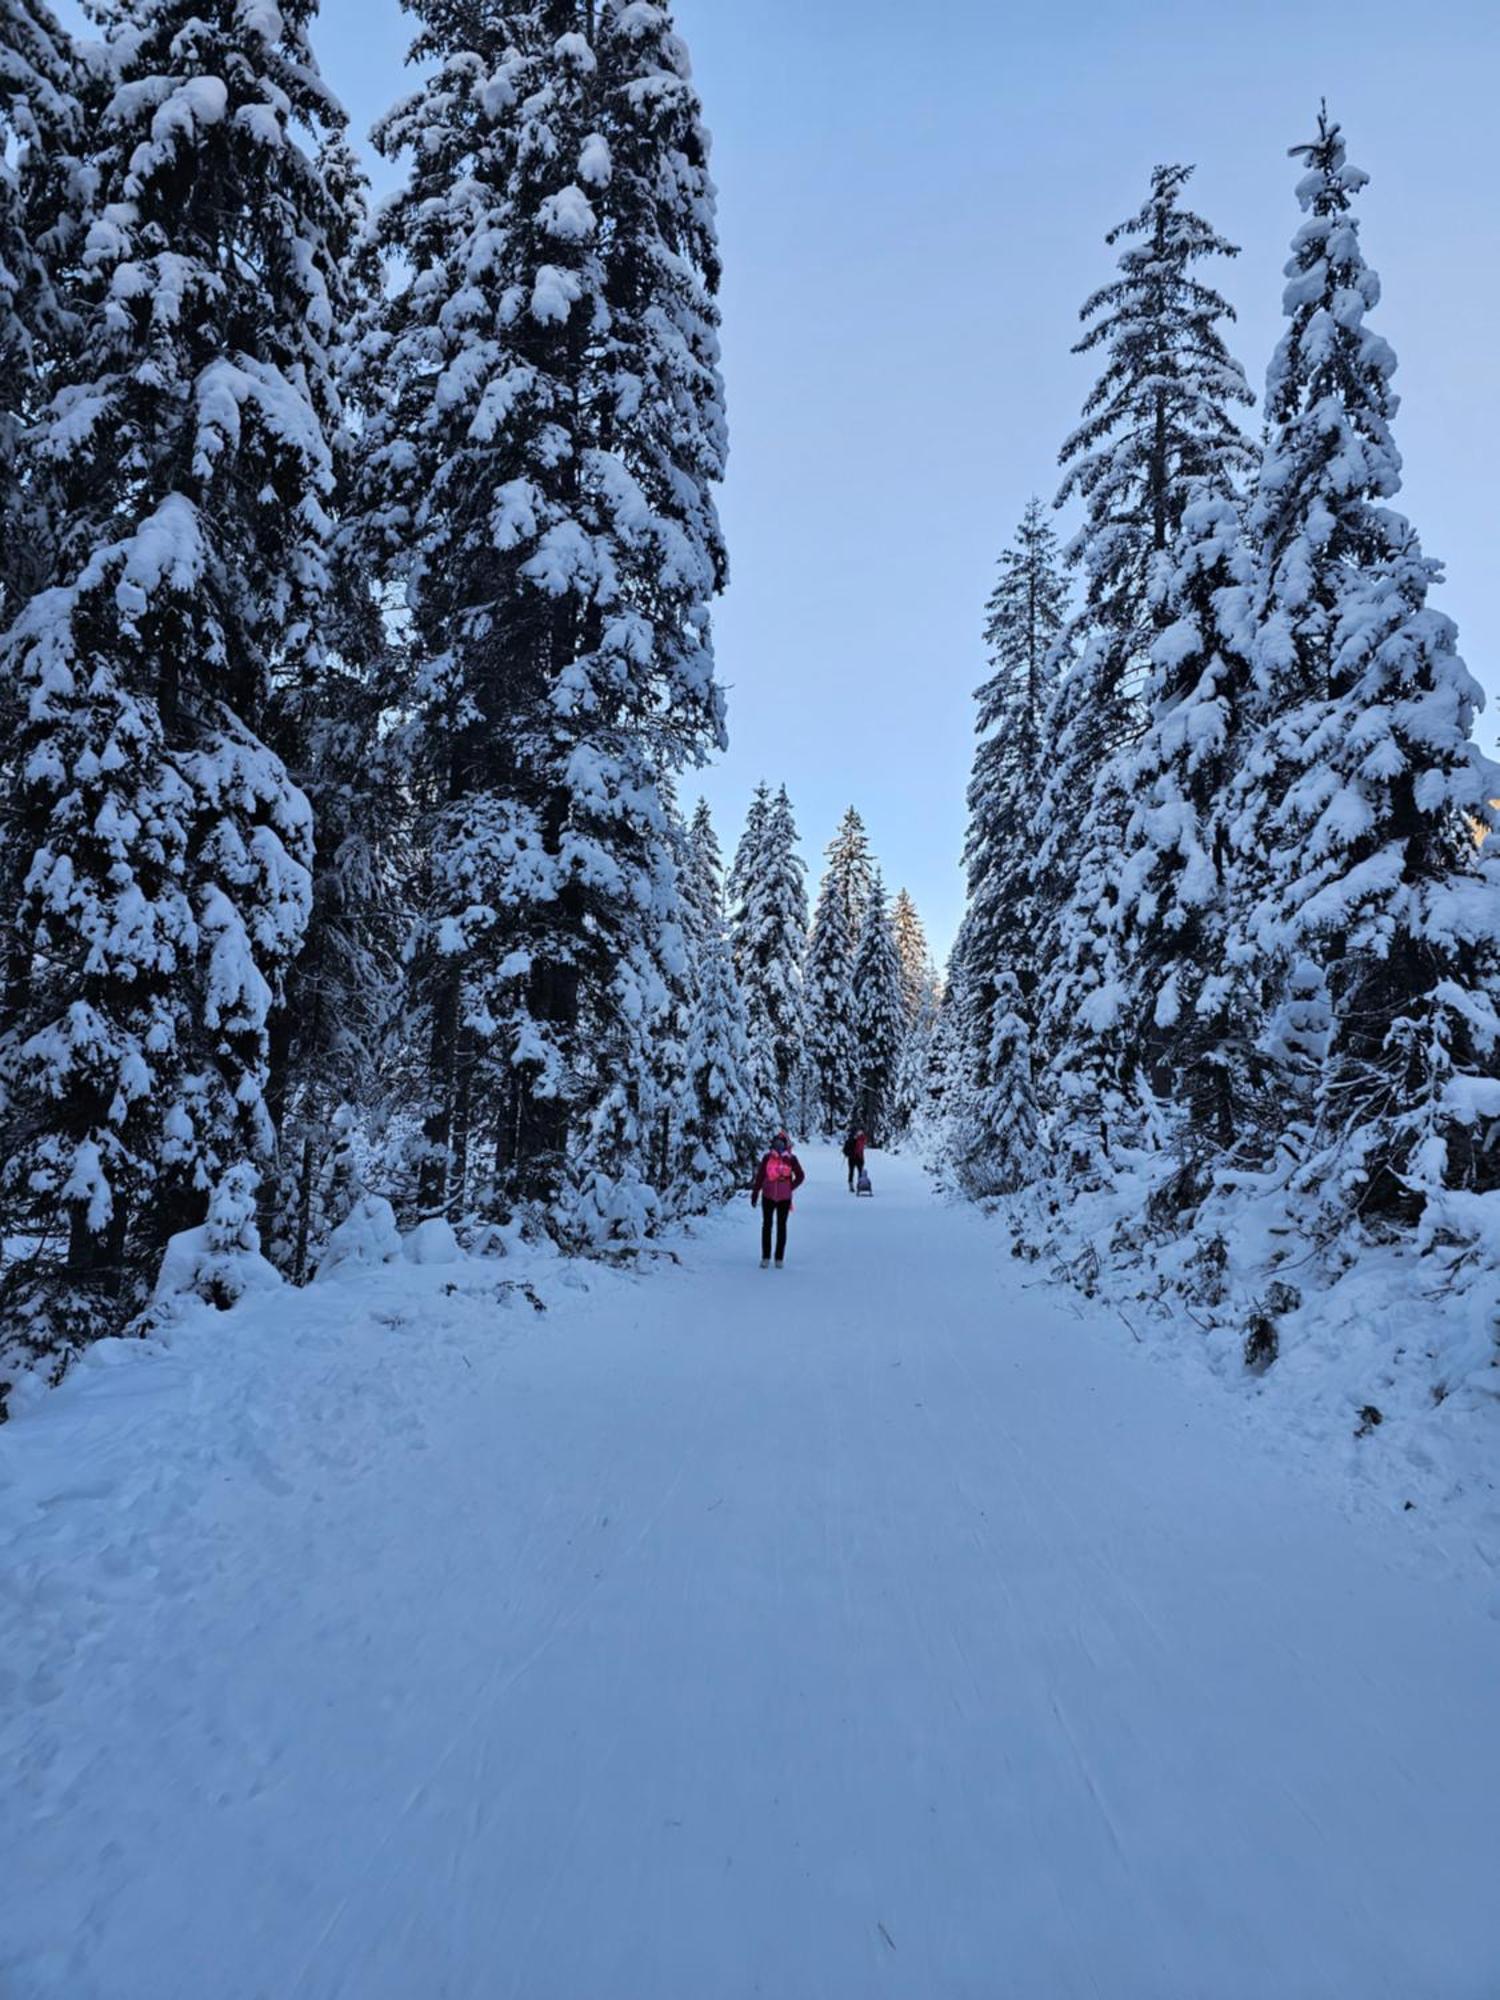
[751,1194,759,1208]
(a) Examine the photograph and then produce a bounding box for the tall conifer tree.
[1055,163,1254,735]
[1234,112,1500,1218]
[890,981,937,1141]
[853,876,905,1143]
[731,785,807,1129]
[951,972,1041,1196]
[1032,164,1253,1161]
[956,498,1068,1109]
[360,0,727,1229]
[822,806,876,953]
[727,782,770,924]
[263,132,409,1276]
[681,798,726,950]
[0,0,349,1347]
[803,858,860,1135]
[890,889,932,1027]
[678,916,754,1204]
[1111,492,1261,1154]
[0,0,82,624]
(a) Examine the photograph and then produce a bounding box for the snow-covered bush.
[154,1167,282,1313]
[315,1195,403,1279]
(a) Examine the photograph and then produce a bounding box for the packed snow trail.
[4,1149,1499,2000]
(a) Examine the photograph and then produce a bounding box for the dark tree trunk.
[292,1129,318,1284]
[420,964,462,1214]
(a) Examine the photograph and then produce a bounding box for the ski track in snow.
[3,1147,1499,1999]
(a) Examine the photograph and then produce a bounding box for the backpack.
[764,1152,793,1200]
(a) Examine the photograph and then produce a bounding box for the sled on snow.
[856,1168,873,1197]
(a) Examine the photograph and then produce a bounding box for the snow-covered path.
[5,1147,1500,1999]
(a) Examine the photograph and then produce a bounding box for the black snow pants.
[761,1200,790,1263]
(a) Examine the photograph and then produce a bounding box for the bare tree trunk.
[419,965,462,1214]
[292,1129,318,1284]
[451,1025,475,1219]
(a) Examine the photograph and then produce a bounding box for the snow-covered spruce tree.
[361,1,727,1234]
[0,0,85,1079]
[671,794,758,1204]
[582,0,729,1235]
[951,972,1040,1196]
[891,974,942,1142]
[259,132,414,1281]
[964,496,1072,980]
[822,805,876,954]
[570,828,687,1243]
[1056,163,1254,738]
[797,804,877,1134]
[726,780,770,928]
[0,0,83,624]
[0,0,348,1357]
[267,635,411,1279]
[802,853,860,1136]
[731,784,807,1132]
[890,888,932,1028]
[268,549,412,1277]
[681,796,726,948]
[362,8,595,1223]
[923,968,970,1150]
[636,783,699,1210]
[1110,491,1262,1159]
[1233,111,1500,1225]
[1031,164,1254,1164]
[958,498,1066,1034]
[648,791,740,1200]
[984,977,1042,1190]
[677,911,754,1205]
[852,876,905,1143]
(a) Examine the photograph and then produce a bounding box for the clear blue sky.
[63,0,1500,960]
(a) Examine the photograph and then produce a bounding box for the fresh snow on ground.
[989,1154,1500,1590]
[4,1147,1499,1999]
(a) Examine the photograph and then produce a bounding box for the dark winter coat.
[752,1148,806,1206]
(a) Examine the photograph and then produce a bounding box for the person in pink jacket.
[750,1132,806,1268]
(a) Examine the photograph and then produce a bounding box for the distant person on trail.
[843,1128,869,1193]
[751,1132,806,1269]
